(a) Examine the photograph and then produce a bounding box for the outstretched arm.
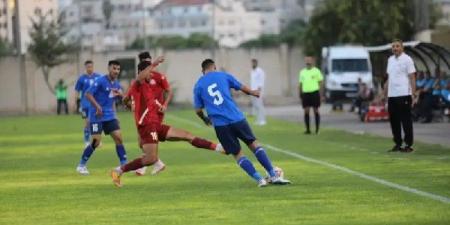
[137,56,165,82]
[240,85,260,98]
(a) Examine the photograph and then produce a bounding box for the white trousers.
[251,96,266,125]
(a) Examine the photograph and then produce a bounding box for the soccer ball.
[273,166,284,178]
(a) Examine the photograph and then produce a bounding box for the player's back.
[194,71,244,126]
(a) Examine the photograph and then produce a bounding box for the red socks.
[191,137,216,150]
[121,157,145,172]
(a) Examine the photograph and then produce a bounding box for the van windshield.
[332,59,369,72]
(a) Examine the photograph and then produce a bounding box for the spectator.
[250,59,266,126]
[419,71,435,123]
[350,80,373,114]
[385,39,416,153]
[55,79,68,115]
[441,82,450,121]
[349,78,363,112]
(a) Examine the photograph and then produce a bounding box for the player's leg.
[106,119,128,166]
[76,122,102,175]
[233,120,290,185]
[214,124,266,187]
[164,125,223,153]
[82,108,90,146]
[111,124,159,187]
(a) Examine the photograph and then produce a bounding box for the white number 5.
[207,83,224,105]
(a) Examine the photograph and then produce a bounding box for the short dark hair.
[138,52,151,62]
[138,61,151,72]
[108,60,120,67]
[84,60,93,65]
[201,59,215,71]
[392,38,403,45]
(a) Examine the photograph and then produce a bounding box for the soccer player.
[75,60,128,175]
[193,59,291,187]
[74,60,102,146]
[110,60,165,187]
[125,54,224,176]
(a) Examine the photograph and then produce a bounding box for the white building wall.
[17,0,58,54]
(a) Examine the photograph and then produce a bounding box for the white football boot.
[270,176,291,185]
[151,159,166,175]
[258,178,268,187]
[76,165,89,175]
[135,166,147,176]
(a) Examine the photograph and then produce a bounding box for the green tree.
[303,0,419,57]
[0,39,12,57]
[28,12,76,94]
[127,33,217,50]
[102,0,113,29]
[240,34,280,48]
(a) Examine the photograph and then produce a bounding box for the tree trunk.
[42,66,56,95]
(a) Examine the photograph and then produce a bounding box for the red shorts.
[138,123,171,146]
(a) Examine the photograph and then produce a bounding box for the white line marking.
[168,114,450,204]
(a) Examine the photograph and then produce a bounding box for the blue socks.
[79,145,95,166]
[83,127,90,144]
[254,147,276,177]
[115,144,128,165]
[237,156,263,181]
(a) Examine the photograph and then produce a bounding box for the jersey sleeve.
[160,74,170,90]
[193,83,204,109]
[407,57,416,75]
[86,78,101,95]
[316,68,324,81]
[226,74,242,90]
[74,76,83,91]
[299,70,303,83]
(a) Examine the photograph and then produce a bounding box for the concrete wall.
[0,46,305,114]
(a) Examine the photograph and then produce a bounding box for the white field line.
[167,114,450,204]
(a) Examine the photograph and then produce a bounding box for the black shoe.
[304,130,311,135]
[388,145,402,152]
[401,146,414,153]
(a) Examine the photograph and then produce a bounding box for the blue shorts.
[214,119,256,155]
[81,107,89,119]
[90,119,120,135]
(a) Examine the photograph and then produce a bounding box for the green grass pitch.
[0,110,449,225]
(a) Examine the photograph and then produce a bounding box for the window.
[34,7,42,16]
[332,59,369,72]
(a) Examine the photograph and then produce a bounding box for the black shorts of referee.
[301,91,321,108]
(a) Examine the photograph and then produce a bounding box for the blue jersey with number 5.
[193,71,245,126]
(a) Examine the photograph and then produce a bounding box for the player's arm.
[85,82,102,117]
[137,56,164,82]
[195,108,211,126]
[240,85,260,98]
[160,76,173,112]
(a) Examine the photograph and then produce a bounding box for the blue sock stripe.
[254,146,264,155]
[79,145,94,166]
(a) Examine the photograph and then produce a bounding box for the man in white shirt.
[250,59,266,125]
[385,39,416,153]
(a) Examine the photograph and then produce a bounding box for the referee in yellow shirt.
[299,56,324,134]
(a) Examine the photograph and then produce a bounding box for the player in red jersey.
[110,59,165,187]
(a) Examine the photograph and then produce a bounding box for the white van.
[321,46,373,102]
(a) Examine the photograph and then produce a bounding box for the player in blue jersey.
[193,59,291,187]
[75,60,128,175]
[74,60,102,146]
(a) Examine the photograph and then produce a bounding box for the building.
[15,0,58,54]
[0,0,12,42]
[153,0,263,48]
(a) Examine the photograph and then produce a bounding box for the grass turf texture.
[0,111,449,225]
